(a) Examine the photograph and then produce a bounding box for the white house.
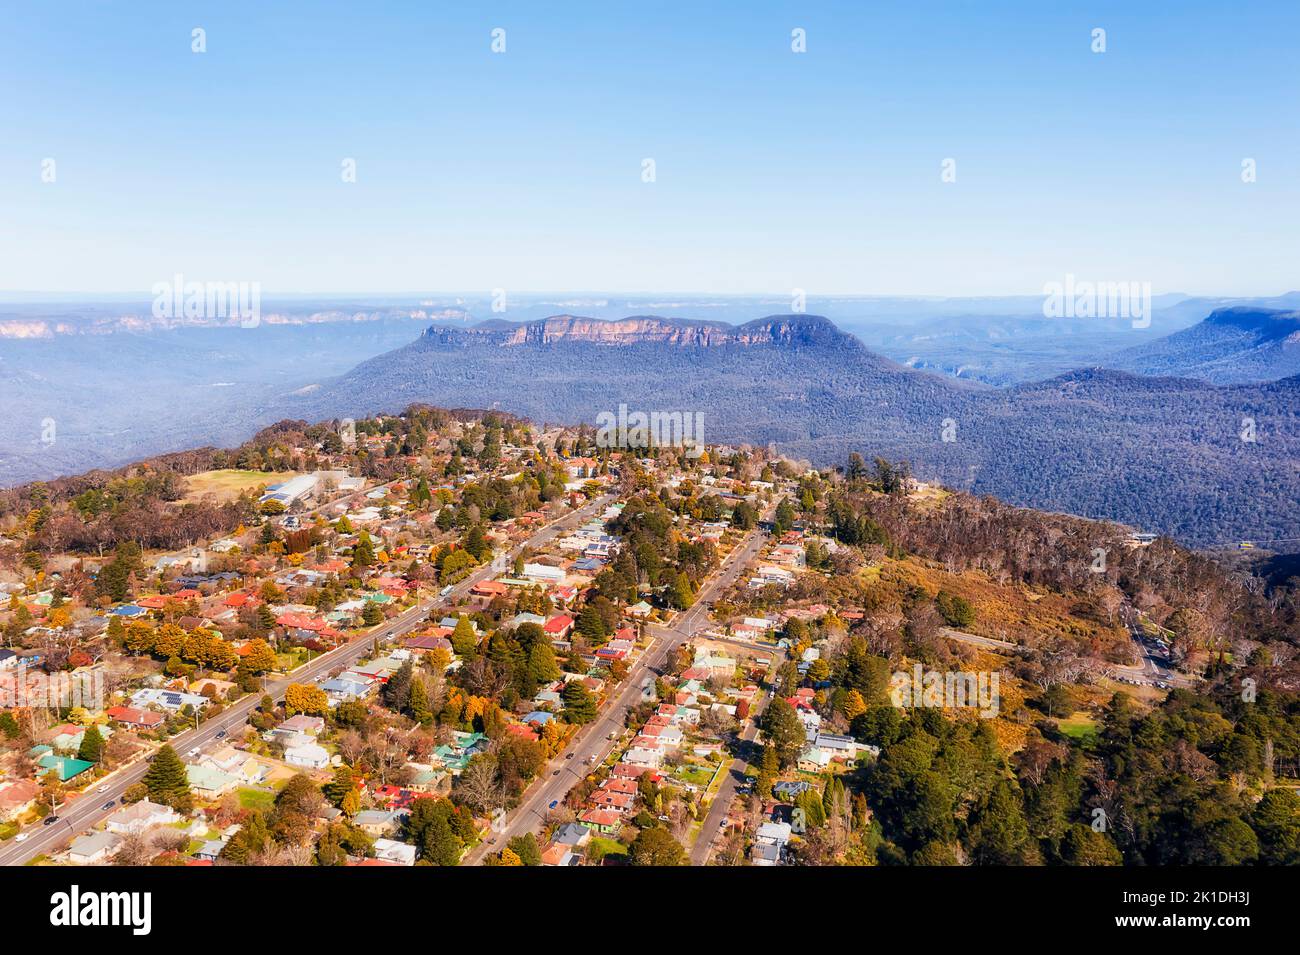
[105,800,180,835]
[373,838,417,866]
[522,562,564,583]
[622,746,664,769]
[68,830,121,865]
[284,742,331,770]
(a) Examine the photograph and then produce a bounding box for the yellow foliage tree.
[284,682,329,716]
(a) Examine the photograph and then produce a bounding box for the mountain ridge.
[1104,306,1300,384]
[432,312,857,349]
[283,312,1300,546]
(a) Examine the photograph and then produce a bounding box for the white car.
[187,747,201,758]
[97,784,110,794]
[14,832,28,842]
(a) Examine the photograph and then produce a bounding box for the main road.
[464,521,771,864]
[0,494,613,866]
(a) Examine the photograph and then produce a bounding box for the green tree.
[142,745,193,812]
[969,779,1034,864]
[450,616,479,656]
[762,697,806,770]
[362,601,385,627]
[628,826,686,866]
[421,816,463,866]
[562,680,598,724]
[668,571,696,610]
[1059,824,1123,866]
[507,832,542,866]
[1252,789,1300,865]
[77,724,105,764]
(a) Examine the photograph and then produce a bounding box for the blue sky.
[1,1,1296,296]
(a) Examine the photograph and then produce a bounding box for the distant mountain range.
[287,313,1300,546]
[1104,307,1300,384]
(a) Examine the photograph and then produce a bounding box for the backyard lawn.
[237,787,276,811]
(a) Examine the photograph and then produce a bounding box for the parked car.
[548,800,559,810]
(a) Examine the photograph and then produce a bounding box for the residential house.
[285,742,331,770]
[0,780,39,820]
[353,809,402,836]
[278,715,325,736]
[131,688,209,713]
[69,830,122,865]
[38,753,94,782]
[521,563,564,583]
[104,800,180,835]
[186,763,238,798]
[578,809,622,835]
[373,838,417,866]
[195,838,228,861]
[552,822,592,848]
[540,843,579,866]
[543,615,575,640]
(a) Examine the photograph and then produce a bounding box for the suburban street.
[688,644,785,865]
[0,494,612,866]
[464,522,771,864]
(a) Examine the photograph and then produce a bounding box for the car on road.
[565,752,574,759]
[97,784,110,794]
[14,832,29,842]
[101,800,116,810]
[548,800,559,810]
[215,730,227,739]
[607,731,617,740]
[187,747,201,757]
[440,585,454,598]
[552,769,561,776]
[43,815,59,826]
[588,754,598,765]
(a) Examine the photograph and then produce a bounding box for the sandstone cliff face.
[431,313,851,348]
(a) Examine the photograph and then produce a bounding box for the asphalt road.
[0,495,612,867]
[464,523,771,864]
[688,646,785,866]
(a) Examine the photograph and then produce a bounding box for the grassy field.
[185,469,296,503]
[1057,712,1100,742]
[237,787,276,811]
